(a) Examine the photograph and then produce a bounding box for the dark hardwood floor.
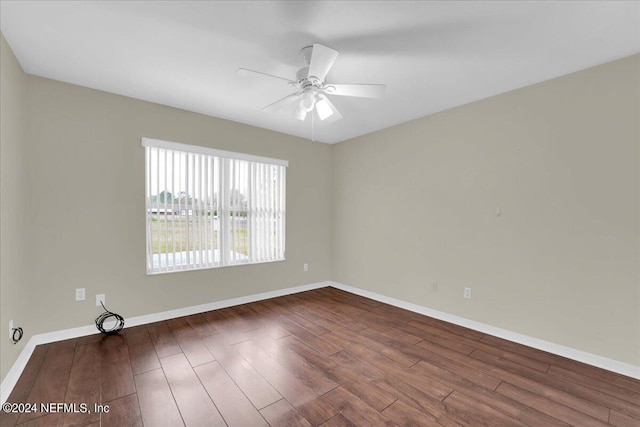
[1,287,639,426]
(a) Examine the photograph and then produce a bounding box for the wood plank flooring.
[1,287,639,426]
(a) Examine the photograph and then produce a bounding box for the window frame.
[142,137,287,275]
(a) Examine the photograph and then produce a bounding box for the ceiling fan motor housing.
[296,66,310,83]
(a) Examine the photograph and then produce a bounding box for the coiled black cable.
[11,327,23,344]
[95,302,125,335]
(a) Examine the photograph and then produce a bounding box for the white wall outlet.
[303,263,308,272]
[464,287,472,299]
[96,294,105,307]
[75,288,85,301]
[431,282,438,292]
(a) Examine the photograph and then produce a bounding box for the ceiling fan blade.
[236,68,295,84]
[325,84,386,99]
[316,95,343,123]
[307,43,338,81]
[261,92,302,112]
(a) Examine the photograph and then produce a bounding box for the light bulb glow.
[315,98,333,120]
[294,106,307,121]
[299,91,316,112]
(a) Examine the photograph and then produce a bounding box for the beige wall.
[0,34,29,381]
[0,36,333,381]
[332,55,640,366]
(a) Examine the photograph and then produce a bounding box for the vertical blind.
[142,138,287,274]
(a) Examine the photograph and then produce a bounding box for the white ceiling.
[1,1,639,144]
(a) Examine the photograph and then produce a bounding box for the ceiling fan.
[238,43,386,124]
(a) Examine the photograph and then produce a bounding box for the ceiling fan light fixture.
[294,105,307,121]
[315,97,333,120]
[300,90,316,112]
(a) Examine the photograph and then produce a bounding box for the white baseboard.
[3,279,638,404]
[329,281,640,380]
[0,281,330,404]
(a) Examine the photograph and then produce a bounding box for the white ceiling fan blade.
[325,83,386,99]
[307,43,338,81]
[316,95,343,123]
[236,68,295,84]
[261,92,302,112]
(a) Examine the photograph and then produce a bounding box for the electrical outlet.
[431,282,438,292]
[303,263,308,272]
[75,288,85,301]
[464,287,472,299]
[96,294,105,307]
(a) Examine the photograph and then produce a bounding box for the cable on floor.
[11,327,23,344]
[95,302,125,335]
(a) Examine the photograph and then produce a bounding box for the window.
[143,138,287,274]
